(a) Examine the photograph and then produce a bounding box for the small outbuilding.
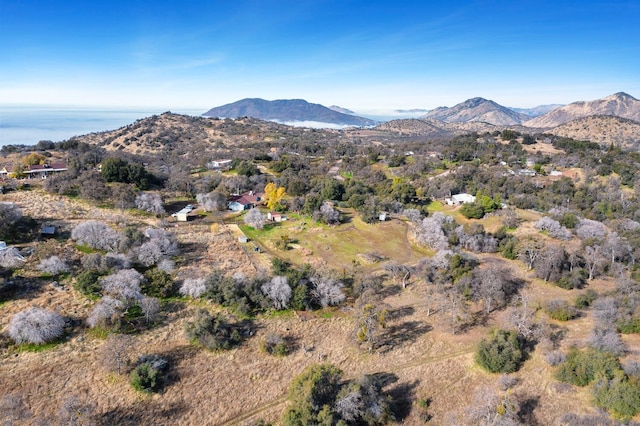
[267,212,287,222]
[238,234,249,243]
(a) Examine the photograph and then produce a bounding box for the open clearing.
[0,189,633,424]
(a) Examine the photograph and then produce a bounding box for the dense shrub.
[282,364,343,425]
[282,364,393,425]
[142,268,176,298]
[129,355,169,393]
[544,300,578,321]
[7,307,65,344]
[574,290,598,309]
[475,329,525,373]
[74,270,102,296]
[460,202,485,219]
[593,373,640,421]
[555,348,622,387]
[184,309,242,351]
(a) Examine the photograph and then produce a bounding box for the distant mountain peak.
[423,97,528,125]
[202,98,377,127]
[608,92,636,100]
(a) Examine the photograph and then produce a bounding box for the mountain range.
[201,93,640,130]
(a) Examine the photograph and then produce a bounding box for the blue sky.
[1,0,639,113]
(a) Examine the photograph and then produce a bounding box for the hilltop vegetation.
[2,115,640,424]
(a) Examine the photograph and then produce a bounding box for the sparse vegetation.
[4,110,640,423]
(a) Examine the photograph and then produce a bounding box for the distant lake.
[0,105,205,147]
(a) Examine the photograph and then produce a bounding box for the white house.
[228,191,263,212]
[207,159,233,170]
[445,193,476,206]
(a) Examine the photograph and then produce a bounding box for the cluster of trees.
[283,364,398,425]
[178,260,346,317]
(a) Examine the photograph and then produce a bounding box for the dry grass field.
[1,189,638,424]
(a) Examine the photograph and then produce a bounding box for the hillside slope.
[525,92,640,128]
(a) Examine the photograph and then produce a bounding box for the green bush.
[74,270,102,297]
[475,329,525,373]
[460,203,485,219]
[142,268,176,298]
[617,317,640,334]
[555,348,622,387]
[574,289,598,309]
[282,364,343,426]
[129,355,168,393]
[544,300,578,321]
[593,373,640,420]
[184,309,242,351]
[130,363,159,393]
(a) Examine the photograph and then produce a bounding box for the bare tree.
[315,201,340,224]
[473,264,509,314]
[139,296,160,324]
[517,237,545,271]
[587,326,626,356]
[261,276,292,309]
[100,268,144,300]
[310,275,345,307]
[583,245,606,281]
[592,297,618,326]
[196,191,227,212]
[100,334,132,375]
[602,232,631,266]
[534,244,567,282]
[384,262,412,288]
[157,258,176,273]
[87,296,124,328]
[576,218,607,240]
[102,252,132,271]
[414,213,452,250]
[137,228,178,267]
[244,208,266,230]
[71,220,119,251]
[466,385,521,426]
[7,307,65,344]
[0,247,25,269]
[534,216,572,240]
[179,277,207,298]
[0,202,22,232]
[507,291,537,340]
[402,208,422,224]
[135,192,166,215]
[37,255,69,275]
